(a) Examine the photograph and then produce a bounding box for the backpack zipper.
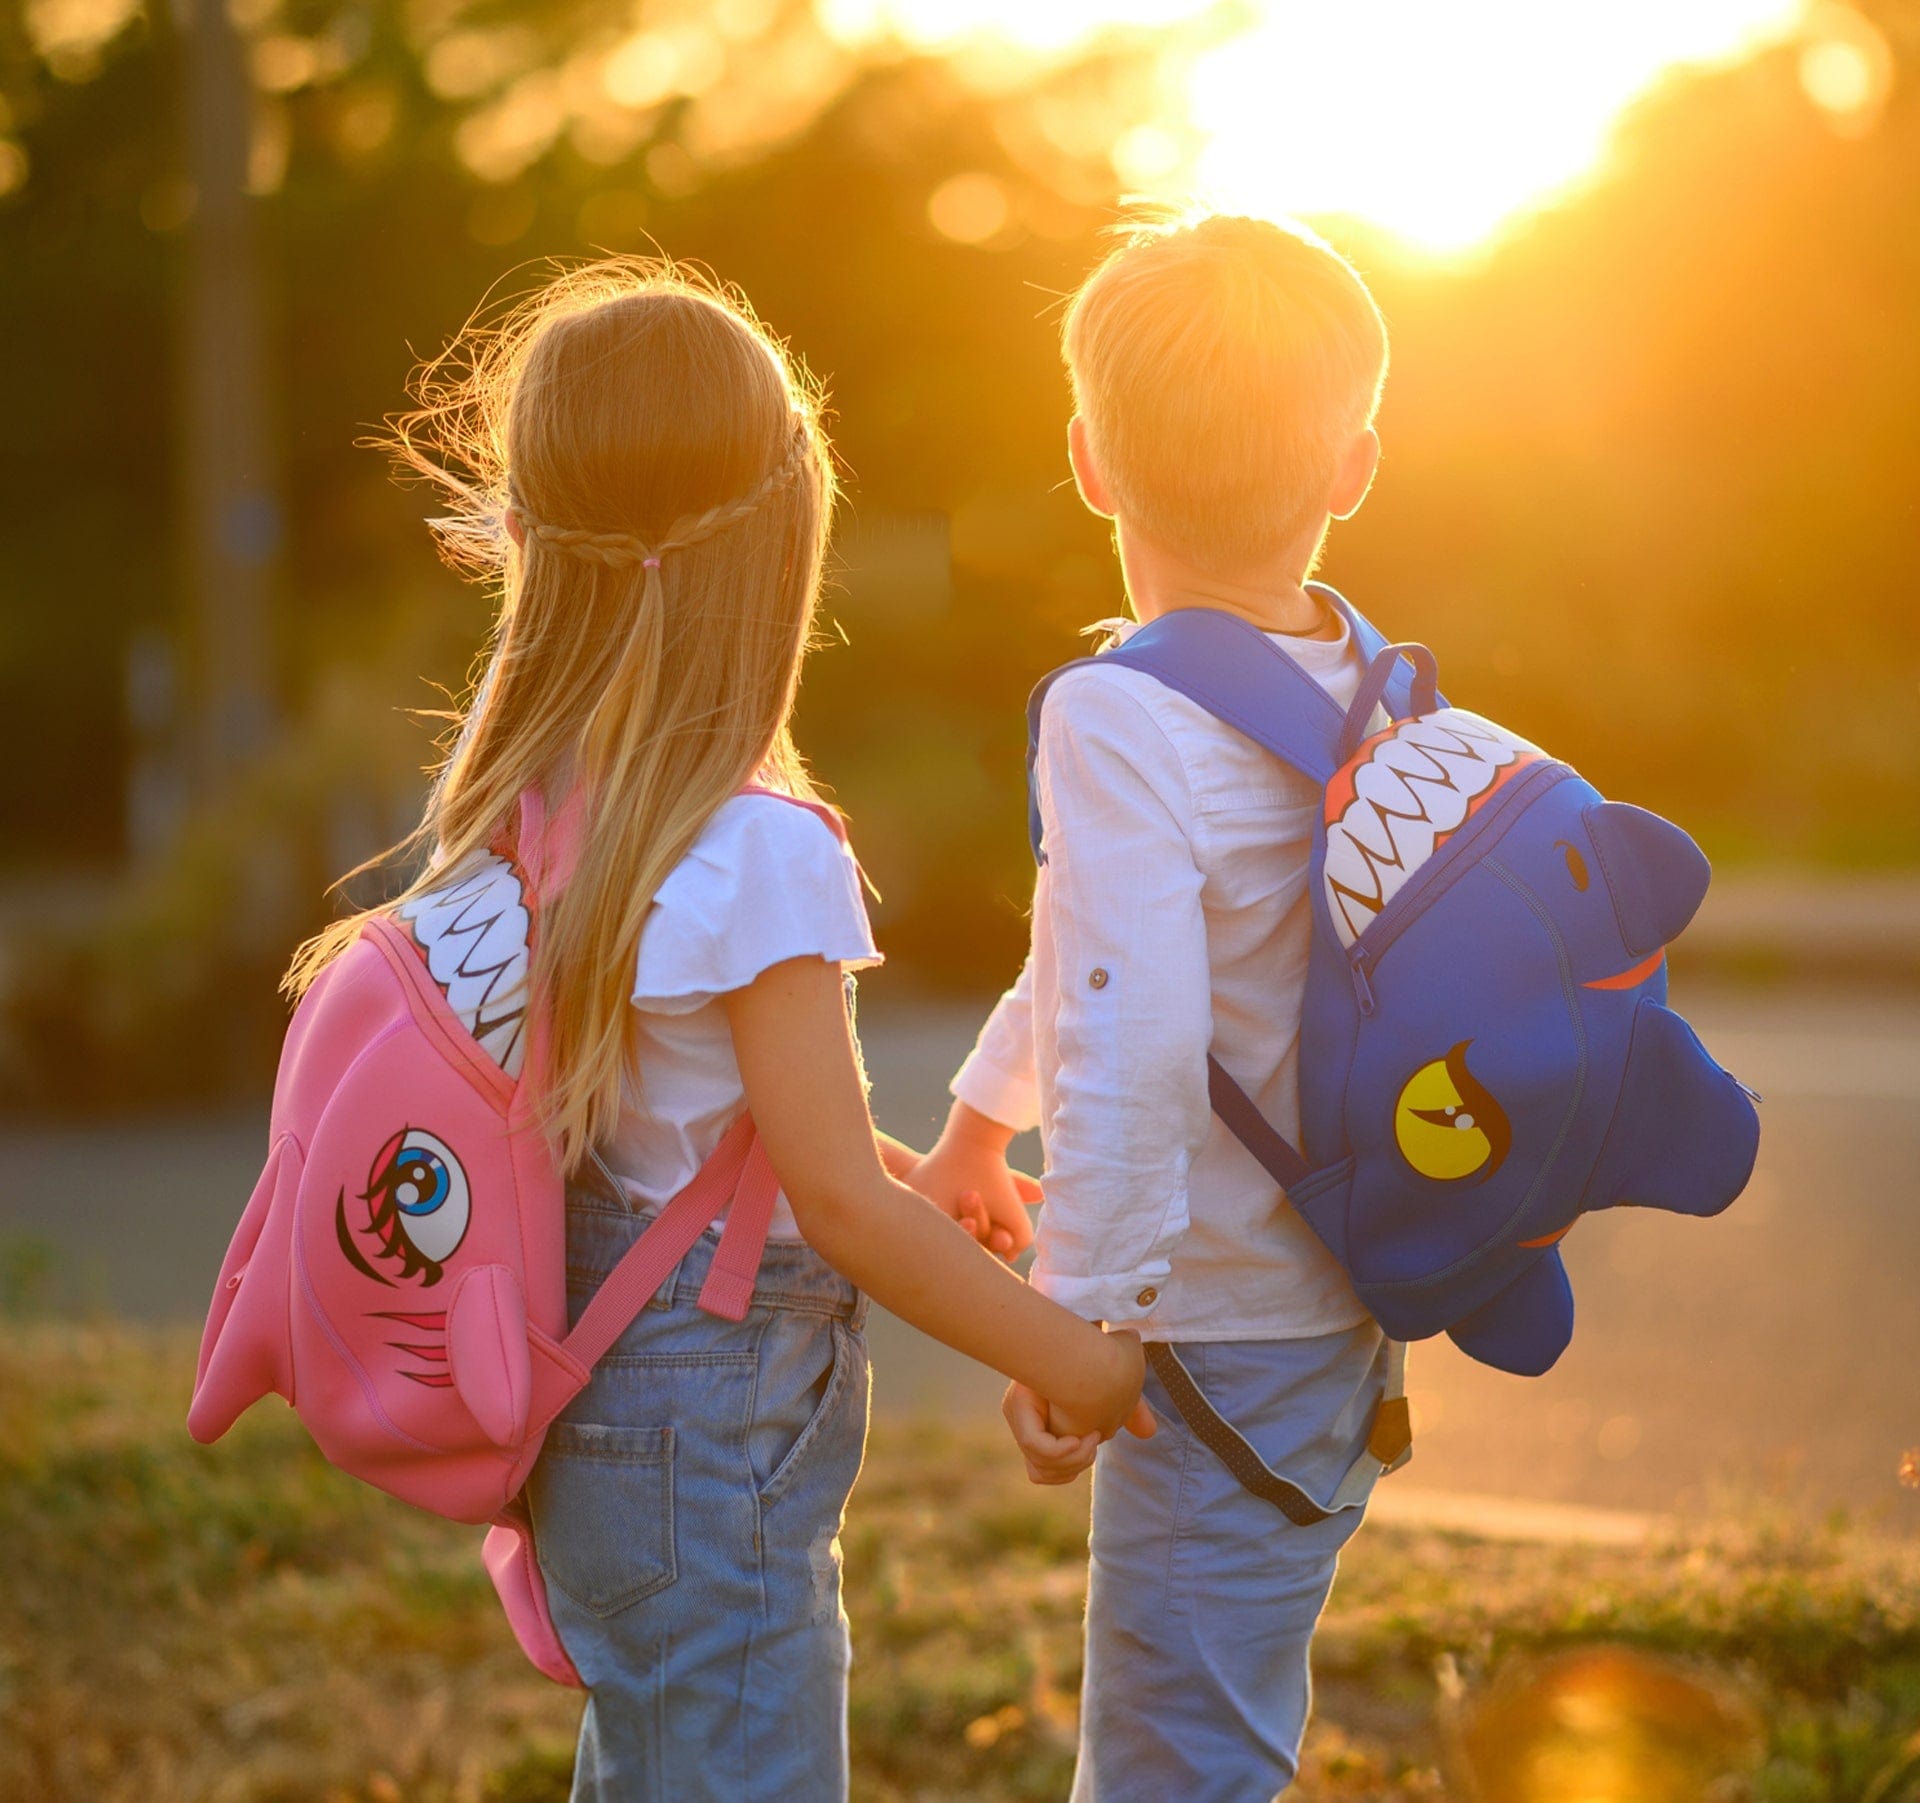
[1346,759,1570,1014]
[1351,951,1378,1016]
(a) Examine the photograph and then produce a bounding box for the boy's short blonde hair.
[1063,212,1388,572]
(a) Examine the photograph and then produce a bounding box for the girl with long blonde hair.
[291,259,1148,1799]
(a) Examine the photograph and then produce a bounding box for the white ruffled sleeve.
[632,794,881,1015]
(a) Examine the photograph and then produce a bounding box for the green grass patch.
[1,1320,1915,1800]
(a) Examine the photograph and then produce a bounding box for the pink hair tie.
[642,555,662,570]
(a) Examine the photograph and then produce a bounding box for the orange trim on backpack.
[1583,949,1666,991]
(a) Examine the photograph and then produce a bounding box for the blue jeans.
[529,1186,870,1802]
[1073,1323,1390,1802]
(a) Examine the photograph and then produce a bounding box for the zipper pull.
[1350,948,1377,1017]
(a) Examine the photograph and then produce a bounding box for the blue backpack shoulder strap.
[1103,609,1350,781]
[1318,583,1446,715]
[1027,588,1443,860]
[1025,607,1340,860]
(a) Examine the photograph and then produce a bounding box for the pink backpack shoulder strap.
[513,787,588,895]
[516,784,842,888]
[738,782,851,846]
[515,783,789,1381]
[517,781,831,1385]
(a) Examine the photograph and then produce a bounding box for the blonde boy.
[915,213,1397,1798]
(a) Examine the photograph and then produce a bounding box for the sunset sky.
[825,0,1880,252]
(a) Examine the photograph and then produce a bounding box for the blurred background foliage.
[0,0,1915,1109]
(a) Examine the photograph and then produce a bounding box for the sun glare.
[829,0,1816,255]
[1185,1,1807,254]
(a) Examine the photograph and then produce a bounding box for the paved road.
[3,981,1915,1525]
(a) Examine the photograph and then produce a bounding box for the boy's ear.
[1067,415,1116,519]
[1329,427,1381,522]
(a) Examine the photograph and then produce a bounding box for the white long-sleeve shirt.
[951,614,1374,1342]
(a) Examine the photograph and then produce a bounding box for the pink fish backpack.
[189,787,835,1685]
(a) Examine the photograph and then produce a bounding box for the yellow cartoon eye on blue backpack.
[1393,1041,1510,1182]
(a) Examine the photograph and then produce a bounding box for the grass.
[1,1319,1917,1801]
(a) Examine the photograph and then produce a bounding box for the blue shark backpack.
[1028,589,1761,1403]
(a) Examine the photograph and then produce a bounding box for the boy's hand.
[1002,1381,1100,1485]
[1003,1333,1156,1484]
[910,1102,1039,1262]
[874,1132,924,1184]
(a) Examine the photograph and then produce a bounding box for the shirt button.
[1135,1286,1158,1308]
[1089,967,1110,990]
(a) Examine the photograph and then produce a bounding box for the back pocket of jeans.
[528,1421,676,1617]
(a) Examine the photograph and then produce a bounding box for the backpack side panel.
[190,901,582,1523]
[284,919,572,1521]
[1031,614,1758,1379]
[190,941,401,1442]
[1294,744,1757,1370]
[187,1131,303,1442]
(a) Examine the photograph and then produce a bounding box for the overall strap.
[1144,1337,1411,1527]
[561,1113,779,1371]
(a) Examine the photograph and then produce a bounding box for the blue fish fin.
[1587,999,1760,1219]
[1445,1250,1574,1376]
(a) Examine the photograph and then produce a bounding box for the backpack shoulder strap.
[1025,590,1441,860]
[737,783,851,845]
[1024,610,1339,861]
[1101,608,1351,780]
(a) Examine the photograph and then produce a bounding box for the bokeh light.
[818,0,1209,55]
[1454,1645,1765,1803]
[1797,2,1895,135]
[928,170,1013,243]
[827,0,1830,254]
[1182,0,1808,253]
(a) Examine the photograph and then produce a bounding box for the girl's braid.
[508,420,810,570]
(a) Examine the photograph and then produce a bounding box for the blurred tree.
[0,0,1915,1107]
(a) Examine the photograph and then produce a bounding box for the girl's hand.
[911,1102,1039,1262]
[725,958,1155,1421]
[1047,1330,1156,1445]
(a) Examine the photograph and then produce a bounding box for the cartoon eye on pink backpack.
[188,789,832,1685]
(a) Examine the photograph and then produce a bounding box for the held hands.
[908,1102,1039,1263]
[1003,1331,1156,1486]
[902,1102,1154,1481]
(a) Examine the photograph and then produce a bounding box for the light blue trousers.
[529,1190,870,1803]
[1072,1322,1390,1803]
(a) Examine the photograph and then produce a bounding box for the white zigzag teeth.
[465,901,527,984]
[1323,711,1539,950]
[399,855,532,1077]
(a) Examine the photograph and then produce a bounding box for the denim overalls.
[529,1174,870,1802]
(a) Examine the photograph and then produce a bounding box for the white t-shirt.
[605,792,881,1240]
[953,612,1375,1342]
